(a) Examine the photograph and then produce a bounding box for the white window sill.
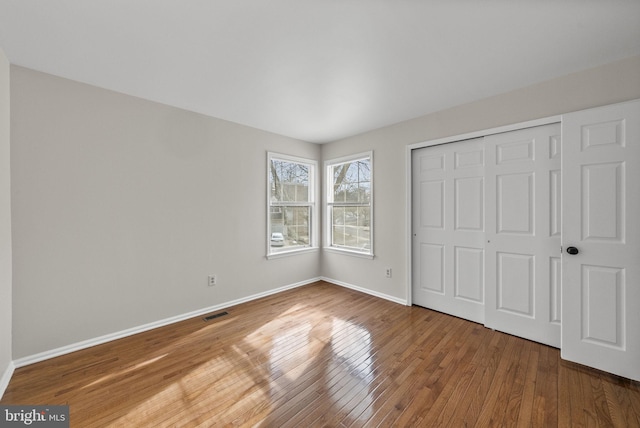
[323,246,375,259]
[266,247,319,260]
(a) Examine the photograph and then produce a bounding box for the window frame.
[324,151,374,258]
[266,152,318,259]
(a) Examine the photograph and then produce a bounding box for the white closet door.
[484,123,562,347]
[561,100,640,381]
[412,138,485,323]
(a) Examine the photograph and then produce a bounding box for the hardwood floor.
[3,281,640,427]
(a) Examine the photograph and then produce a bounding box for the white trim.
[266,247,319,260]
[405,115,561,309]
[324,151,373,166]
[0,361,15,399]
[323,247,374,259]
[405,144,413,306]
[321,276,407,306]
[13,277,321,368]
[407,116,561,151]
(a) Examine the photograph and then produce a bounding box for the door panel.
[497,252,534,316]
[485,123,562,347]
[455,177,483,231]
[421,180,445,229]
[581,265,623,346]
[496,138,534,163]
[496,172,534,235]
[412,138,485,323]
[561,99,640,381]
[581,162,623,241]
[454,246,483,302]
[550,170,561,237]
[419,243,444,293]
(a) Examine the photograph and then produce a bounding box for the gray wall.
[321,55,640,301]
[10,67,321,359]
[0,49,12,388]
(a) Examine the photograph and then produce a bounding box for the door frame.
[405,115,561,306]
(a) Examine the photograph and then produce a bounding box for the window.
[267,153,317,257]
[325,152,373,257]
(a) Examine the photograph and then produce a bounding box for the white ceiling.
[0,1,639,143]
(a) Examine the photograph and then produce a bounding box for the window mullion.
[271,202,313,207]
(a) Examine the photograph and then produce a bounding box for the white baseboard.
[13,277,321,368]
[0,361,15,399]
[321,276,408,306]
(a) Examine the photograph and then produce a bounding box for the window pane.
[330,205,370,251]
[333,206,345,225]
[357,206,371,250]
[332,159,370,203]
[332,164,349,202]
[270,159,309,203]
[358,181,371,203]
[331,206,344,246]
[270,206,310,250]
[332,225,344,246]
[359,160,371,182]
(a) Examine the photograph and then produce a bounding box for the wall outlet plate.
[208,275,217,286]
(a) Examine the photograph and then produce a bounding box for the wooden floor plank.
[472,334,524,427]
[532,344,557,428]
[2,281,639,427]
[515,340,539,428]
[601,374,640,427]
[497,339,532,427]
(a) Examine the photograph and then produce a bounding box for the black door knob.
[567,246,579,255]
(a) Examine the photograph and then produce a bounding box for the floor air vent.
[203,311,229,321]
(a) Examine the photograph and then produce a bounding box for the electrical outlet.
[385,268,392,278]
[208,275,217,286]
